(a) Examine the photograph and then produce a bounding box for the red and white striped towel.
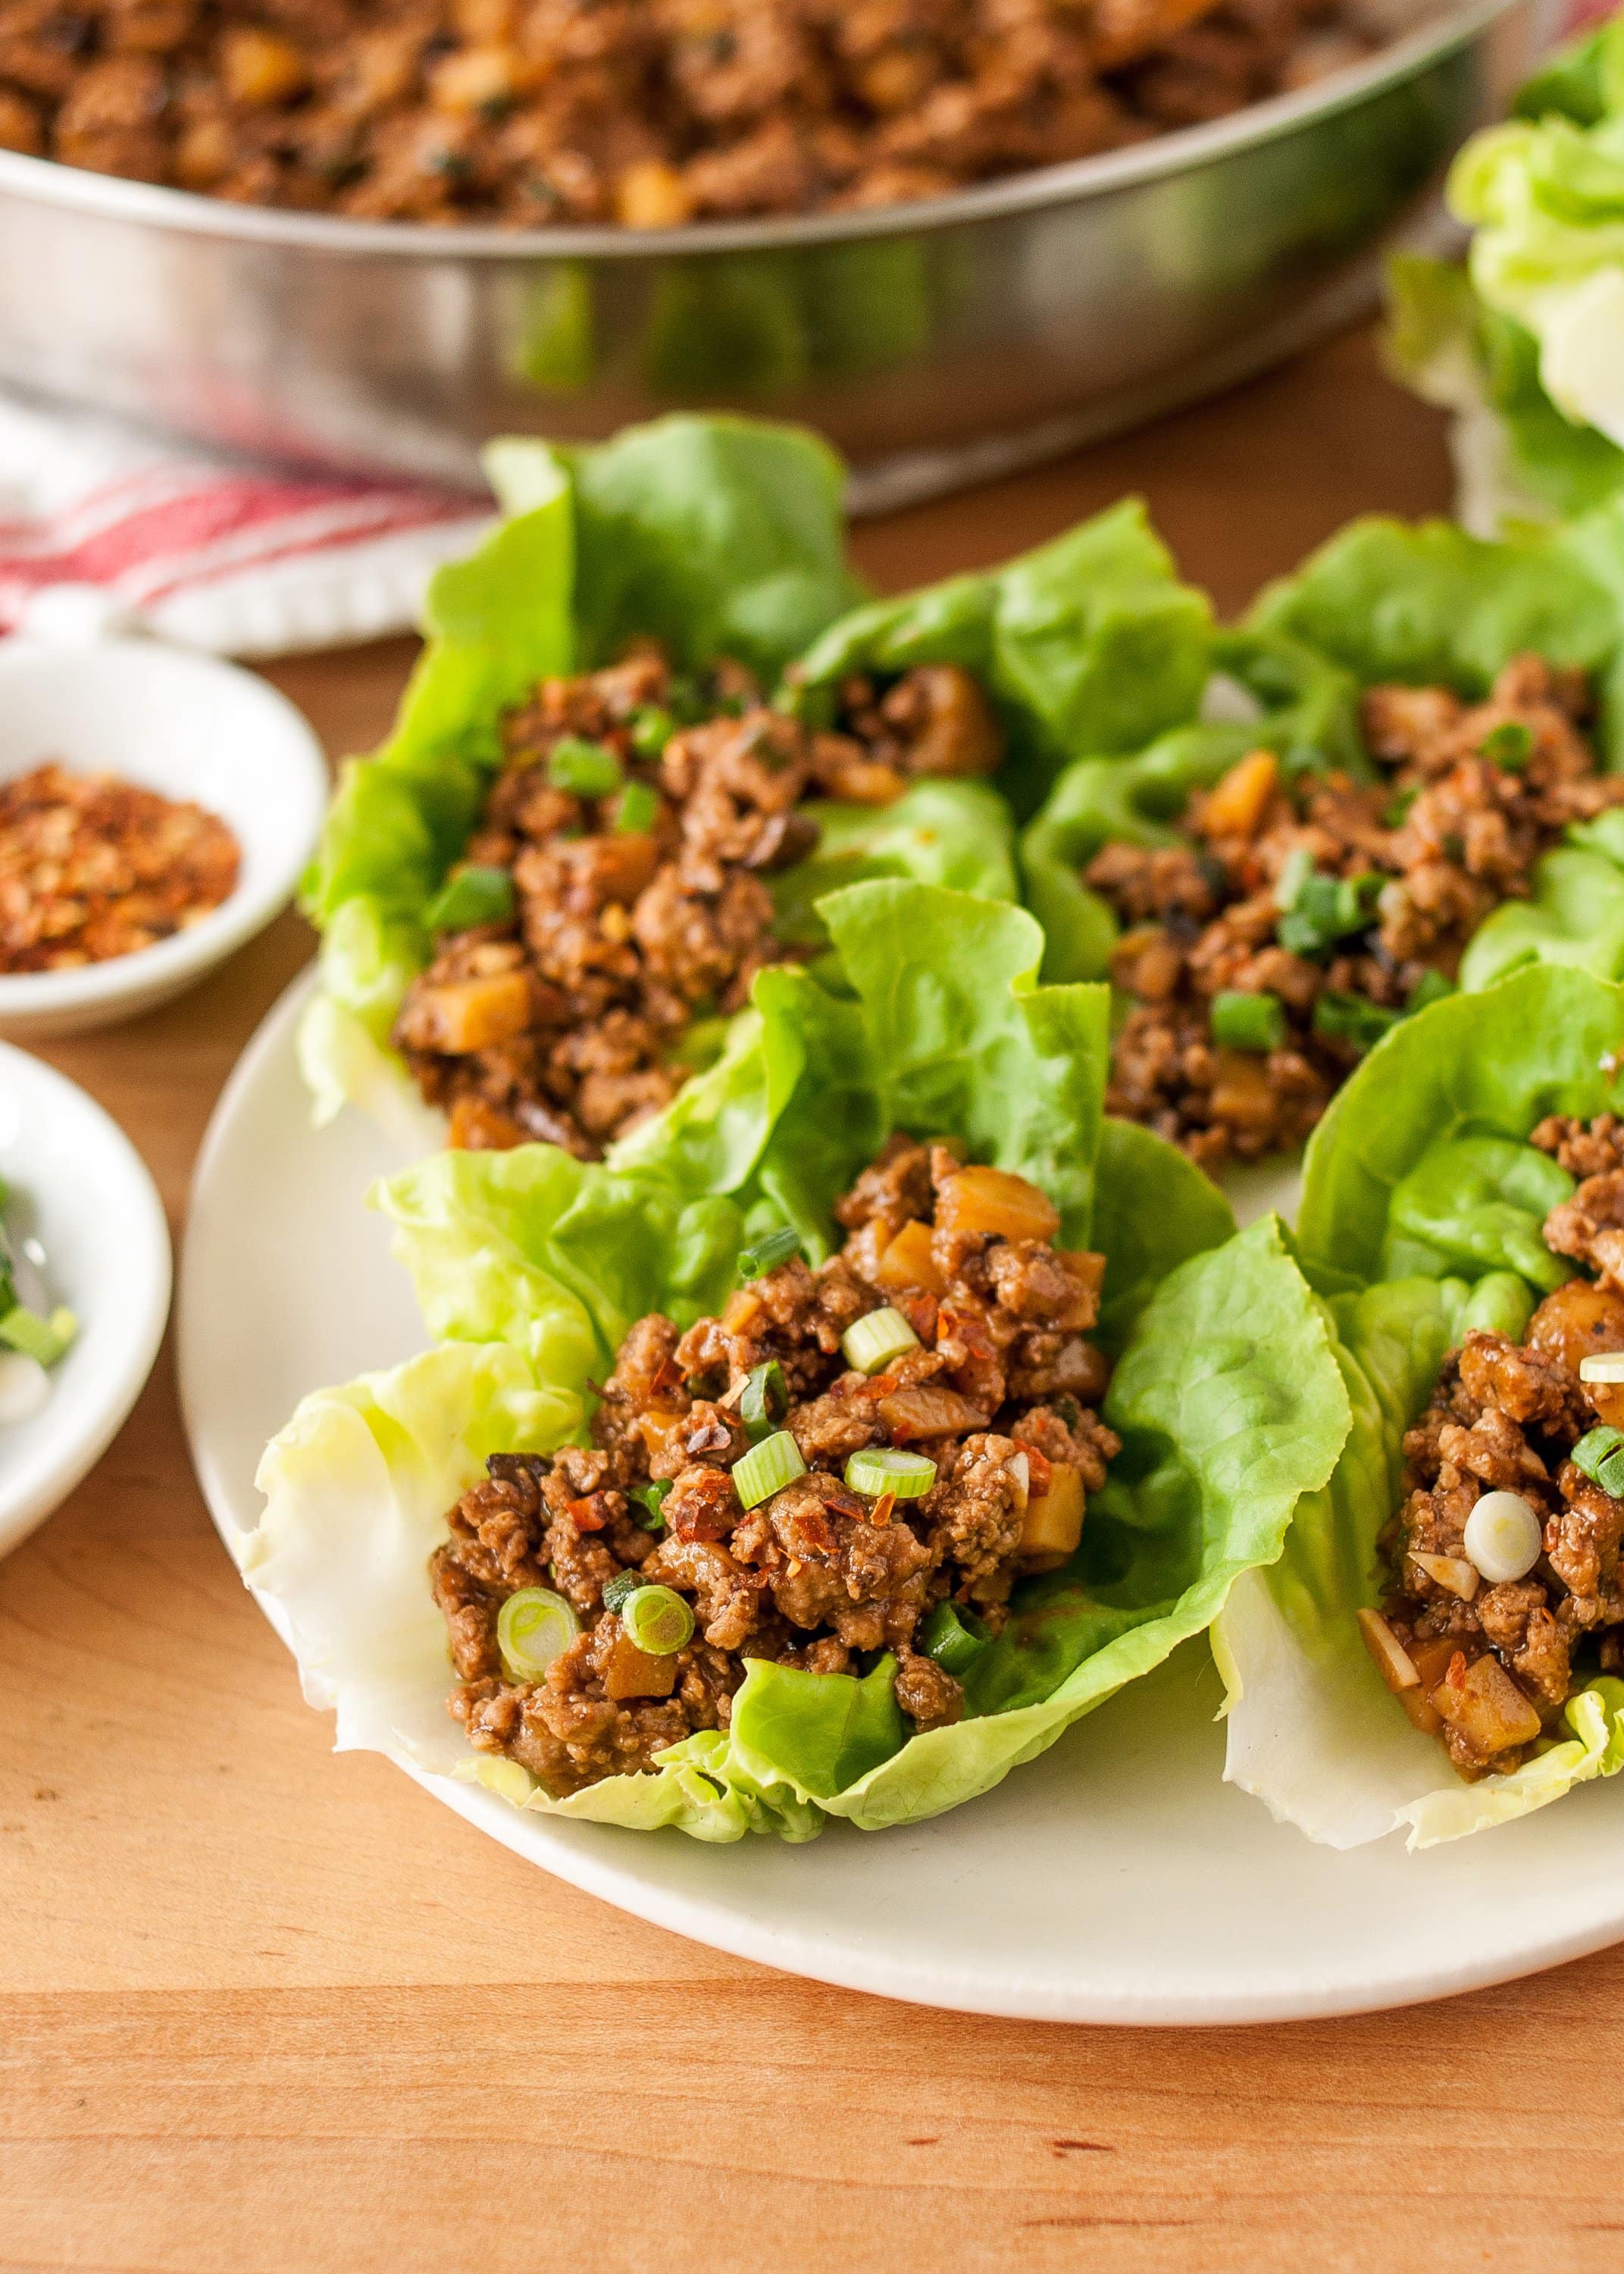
[0,396,495,658]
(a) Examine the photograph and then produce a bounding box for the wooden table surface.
[7,328,1624,2274]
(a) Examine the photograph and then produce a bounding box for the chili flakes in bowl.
[0,763,241,975]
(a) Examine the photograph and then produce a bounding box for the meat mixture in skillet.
[393,647,1002,1157]
[430,1138,1119,1796]
[1360,1114,1624,1782]
[1090,656,1624,1169]
[0,0,1375,226]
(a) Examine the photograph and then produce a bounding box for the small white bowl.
[0,1041,171,1561]
[0,637,328,1038]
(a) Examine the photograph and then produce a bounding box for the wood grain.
[5,327,1622,2274]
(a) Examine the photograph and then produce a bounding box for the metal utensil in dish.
[0,0,1547,509]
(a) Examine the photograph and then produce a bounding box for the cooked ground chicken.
[393,646,1001,1157]
[0,760,239,972]
[430,1136,1119,1796]
[0,0,1375,226]
[1090,656,1624,1169]
[1366,1114,1624,1781]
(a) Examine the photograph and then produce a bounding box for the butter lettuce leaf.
[1218,965,1624,1846]
[793,498,1213,821]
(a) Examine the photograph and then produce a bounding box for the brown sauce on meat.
[394,648,1001,1159]
[0,0,1373,226]
[1369,1115,1624,1781]
[430,1136,1119,1797]
[1091,656,1624,1169]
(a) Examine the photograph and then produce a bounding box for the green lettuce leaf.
[1017,631,1363,982]
[792,499,1213,821]
[1294,962,1624,1296]
[249,877,1358,1840]
[1217,963,1624,1846]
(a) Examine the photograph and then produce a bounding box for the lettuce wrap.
[248,880,1350,1842]
[1248,497,1624,992]
[1216,963,1624,1847]
[1385,14,1624,537]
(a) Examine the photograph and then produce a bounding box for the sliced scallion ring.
[740,1359,789,1442]
[732,1428,806,1508]
[621,1585,695,1655]
[496,1587,579,1680]
[845,1446,937,1499]
[919,1602,989,1676]
[841,1306,918,1375]
[1579,1352,1624,1385]
[547,735,623,796]
[737,1226,800,1280]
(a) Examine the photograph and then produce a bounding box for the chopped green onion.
[1312,990,1401,1052]
[665,673,708,725]
[548,736,623,796]
[1572,1425,1624,1497]
[628,705,677,758]
[1481,721,1533,772]
[1406,969,1455,1016]
[630,1477,672,1531]
[614,780,660,835]
[0,1304,75,1367]
[841,1306,920,1375]
[1384,786,1419,828]
[732,1428,805,1508]
[496,1586,579,1680]
[740,1360,789,1442]
[845,1446,937,1499]
[737,1226,801,1280]
[1275,859,1382,957]
[602,1568,646,1614]
[1209,991,1285,1054]
[920,1602,989,1677]
[423,864,515,934]
[621,1584,695,1655]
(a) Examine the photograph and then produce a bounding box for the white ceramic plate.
[180,972,1624,2024]
[0,637,328,1038]
[0,1044,171,1559]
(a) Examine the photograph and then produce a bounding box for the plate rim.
[178,968,1624,2027]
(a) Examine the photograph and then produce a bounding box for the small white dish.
[180,973,1624,2025]
[0,1042,171,1561]
[0,637,327,1039]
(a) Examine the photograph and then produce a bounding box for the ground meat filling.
[1363,1114,1624,1782]
[430,1138,1120,1796]
[393,649,1001,1158]
[0,0,1375,227]
[1090,656,1624,1168]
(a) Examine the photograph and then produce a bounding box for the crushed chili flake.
[0,763,240,975]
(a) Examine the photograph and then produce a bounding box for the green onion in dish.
[496,1588,579,1680]
[1209,991,1285,1054]
[845,1447,937,1499]
[601,1569,646,1615]
[547,736,623,796]
[740,1359,789,1442]
[629,1477,672,1530]
[1481,721,1533,771]
[1572,1426,1624,1498]
[1311,991,1402,1053]
[621,1586,695,1655]
[613,781,660,835]
[737,1226,801,1280]
[732,1429,806,1508]
[422,864,516,934]
[0,1304,77,1368]
[840,1307,918,1375]
[628,705,677,759]
[920,1602,990,1676]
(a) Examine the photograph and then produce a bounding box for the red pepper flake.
[1023,1446,1053,1495]
[870,1490,896,1527]
[568,1496,606,1533]
[1446,1649,1467,1691]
